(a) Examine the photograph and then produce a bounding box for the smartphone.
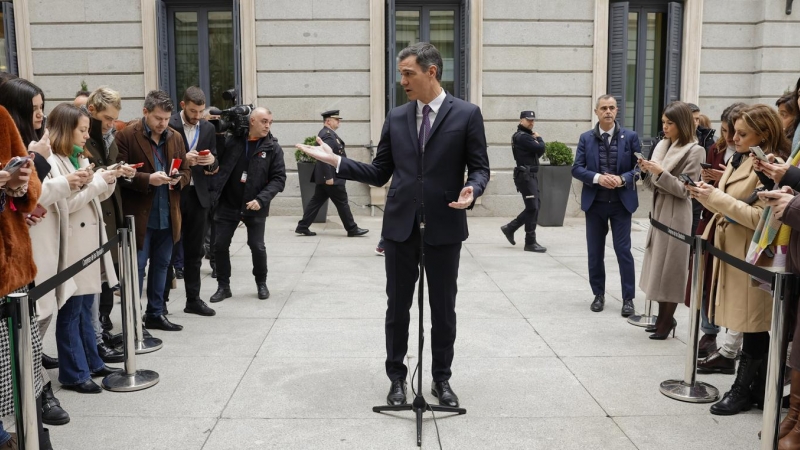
[750,146,769,162]
[128,162,144,169]
[106,163,122,171]
[679,173,698,187]
[3,156,31,174]
[198,150,211,156]
[700,162,713,169]
[29,204,47,220]
[634,152,646,160]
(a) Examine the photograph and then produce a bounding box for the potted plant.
[537,141,574,226]
[295,136,327,223]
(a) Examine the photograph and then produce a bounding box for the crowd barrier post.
[659,235,720,403]
[103,228,159,392]
[5,293,39,450]
[125,216,162,354]
[760,272,793,450]
[627,299,658,327]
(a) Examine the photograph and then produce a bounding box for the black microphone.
[209,109,223,116]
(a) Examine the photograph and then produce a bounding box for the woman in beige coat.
[638,102,705,339]
[687,104,791,416]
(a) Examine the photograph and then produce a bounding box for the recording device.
[208,89,253,137]
[700,162,713,169]
[634,152,646,160]
[3,156,31,174]
[678,173,697,187]
[750,146,769,162]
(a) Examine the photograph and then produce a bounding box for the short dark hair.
[182,86,206,106]
[397,42,443,82]
[144,90,173,113]
[75,90,91,97]
[663,101,696,147]
[687,103,701,113]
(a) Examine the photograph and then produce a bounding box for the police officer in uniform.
[501,110,547,253]
[295,110,368,237]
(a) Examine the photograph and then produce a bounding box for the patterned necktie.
[419,104,432,152]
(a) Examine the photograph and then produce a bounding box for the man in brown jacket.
[117,90,191,332]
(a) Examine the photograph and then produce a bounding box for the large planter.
[297,162,328,223]
[536,164,573,227]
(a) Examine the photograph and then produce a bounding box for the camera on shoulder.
[209,89,253,137]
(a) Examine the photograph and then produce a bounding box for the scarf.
[103,128,115,156]
[643,138,698,191]
[68,145,84,169]
[791,126,800,159]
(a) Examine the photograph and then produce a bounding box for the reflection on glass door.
[394,10,420,107]
[207,11,234,108]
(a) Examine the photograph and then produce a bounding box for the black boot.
[750,357,769,410]
[500,224,518,245]
[523,232,546,253]
[710,352,762,415]
[41,382,70,425]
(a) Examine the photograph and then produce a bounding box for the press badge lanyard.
[187,128,199,151]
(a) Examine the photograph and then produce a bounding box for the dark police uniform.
[501,111,546,252]
[295,110,367,236]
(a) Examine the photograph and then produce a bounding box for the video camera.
[209,89,253,137]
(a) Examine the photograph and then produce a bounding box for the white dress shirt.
[181,111,199,185]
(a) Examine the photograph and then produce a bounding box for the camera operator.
[210,107,286,302]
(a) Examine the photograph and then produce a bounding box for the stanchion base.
[102,369,159,392]
[134,337,163,354]
[627,314,658,327]
[659,379,719,403]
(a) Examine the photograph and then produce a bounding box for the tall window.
[157,0,241,108]
[608,1,683,144]
[386,0,470,111]
[0,1,17,75]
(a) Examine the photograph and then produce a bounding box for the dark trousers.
[214,204,267,287]
[164,187,209,301]
[585,200,636,300]
[383,221,461,382]
[298,183,357,232]
[507,173,540,244]
[99,263,119,317]
[137,227,174,317]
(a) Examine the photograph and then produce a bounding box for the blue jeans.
[0,421,10,445]
[138,227,174,317]
[56,294,104,385]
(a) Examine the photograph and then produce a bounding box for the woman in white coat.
[48,103,122,393]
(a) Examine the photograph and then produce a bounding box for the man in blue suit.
[572,95,640,317]
[296,42,490,408]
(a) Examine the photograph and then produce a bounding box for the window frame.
[0,0,17,75]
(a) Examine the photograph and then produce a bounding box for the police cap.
[520,110,536,120]
[321,110,342,120]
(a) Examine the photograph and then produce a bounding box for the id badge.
[240,171,248,183]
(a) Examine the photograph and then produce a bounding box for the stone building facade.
[6,0,800,218]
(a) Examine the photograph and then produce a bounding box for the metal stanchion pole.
[8,293,39,450]
[125,216,162,354]
[103,228,159,392]
[760,273,791,450]
[627,299,658,327]
[659,236,719,402]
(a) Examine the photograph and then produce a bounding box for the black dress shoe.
[210,286,232,303]
[347,227,369,237]
[387,379,407,405]
[144,314,183,331]
[175,267,184,279]
[295,227,317,236]
[61,379,102,394]
[697,334,718,359]
[431,380,460,407]
[524,242,547,253]
[97,342,125,363]
[257,282,270,300]
[42,353,59,370]
[99,314,113,331]
[185,298,216,316]
[500,225,516,245]
[621,299,635,317]
[91,364,123,377]
[590,295,605,312]
[41,382,69,426]
[697,350,736,374]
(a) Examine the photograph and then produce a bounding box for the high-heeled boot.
[776,370,800,441]
[710,352,761,415]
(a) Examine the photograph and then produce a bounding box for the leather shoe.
[347,227,369,237]
[185,298,216,316]
[257,282,270,300]
[175,267,184,279]
[698,334,718,359]
[590,295,605,312]
[42,353,59,370]
[99,314,113,331]
[61,379,102,394]
[295,227,316,236]
[500,225,516,245]
[144,314,183,331]
[97,342,124,363]
[387,379,407,405]
[524,242,547,253]
[41,382,69,426]
[210,286,232,303]
[697,349,736,374]
[91,364,123,377]
[621,299,635,317]
[431,380,460,407]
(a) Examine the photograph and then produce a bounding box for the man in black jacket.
[163,86,218,316]
[501,110,547,253]
[295,110,368,237]
[210,107,286,302]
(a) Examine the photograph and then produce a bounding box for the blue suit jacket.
[337,92,490,245]
[571,122,641,213]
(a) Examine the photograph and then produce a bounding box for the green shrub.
[295,136,317,163]
[543,141,574,166]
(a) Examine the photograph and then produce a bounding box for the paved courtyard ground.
[38,215,766,449]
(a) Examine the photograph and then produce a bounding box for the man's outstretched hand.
[295,137,339,167]
[449,186,474,209]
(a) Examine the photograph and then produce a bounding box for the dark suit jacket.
[116,118,191,249]
[338,92,490,246]
[312,126,346,186]
[168,112,219,208]
[85,116,125,260]
[571,122,640,214]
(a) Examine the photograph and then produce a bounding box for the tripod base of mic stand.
[659,379,719,403]
[373,395,466,447]
[627,314,657,327]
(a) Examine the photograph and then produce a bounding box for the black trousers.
[163,187,209,302]
[298,183,357,232]
[214,204,267,287]
[383,220,461,382]
[99,263,119,316]
[507,172,540,244]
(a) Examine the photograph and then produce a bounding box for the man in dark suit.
[162,86,218,316]
[295,110,368,237]
[297,43,490,408]
[572,95,640,317]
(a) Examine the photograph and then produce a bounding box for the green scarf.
[68,145,84,169]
